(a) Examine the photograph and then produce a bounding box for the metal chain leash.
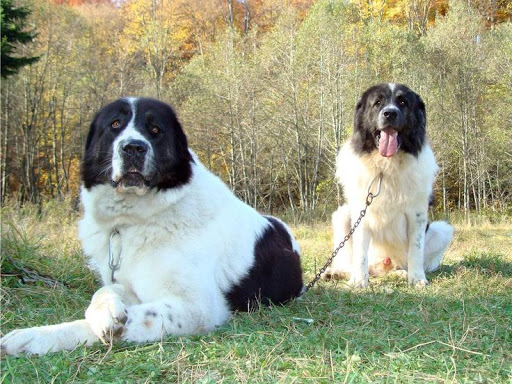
[301,173,383,295]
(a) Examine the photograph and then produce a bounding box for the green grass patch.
[1,204,511,383]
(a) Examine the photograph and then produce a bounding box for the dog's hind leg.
[121,295,224,343]
[423,221,454,272]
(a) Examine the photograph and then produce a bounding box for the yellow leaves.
[351,0,388,20]
[349,0,448,32]
[117,0,192,67]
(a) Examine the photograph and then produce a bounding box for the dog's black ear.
[355,97,364,111]
[416,93,426,129]
[84,115,98,152]
[353,95,365,132]
[168,110,190,159]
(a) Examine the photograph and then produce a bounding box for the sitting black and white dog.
[1,98,303,356]
[323,84,453,288]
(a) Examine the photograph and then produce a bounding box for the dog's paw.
[85,293,127,343]
[410,278,429,287]
[347,276,369,289]
[1,327,60,356]
[321,267,349,281]
[408,274,429,287]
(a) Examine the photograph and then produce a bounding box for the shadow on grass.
[432,251,512,278]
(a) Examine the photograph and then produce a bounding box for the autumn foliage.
[1,0,511,219]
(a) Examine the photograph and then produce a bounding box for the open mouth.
[375,128,401,157]
[111,169,151,193]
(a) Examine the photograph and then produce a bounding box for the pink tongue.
[378,128,398,157]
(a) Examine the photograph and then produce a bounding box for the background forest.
[1,0,511,221]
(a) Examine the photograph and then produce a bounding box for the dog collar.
[108,228,122,283]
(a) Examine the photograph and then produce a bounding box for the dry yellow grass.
[448,222,512,262]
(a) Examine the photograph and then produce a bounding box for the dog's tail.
[424,221,454,272]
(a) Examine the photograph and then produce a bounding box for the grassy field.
[1,203,511,383]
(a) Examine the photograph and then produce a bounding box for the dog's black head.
[81,98,193,195]
[352,83,426,157]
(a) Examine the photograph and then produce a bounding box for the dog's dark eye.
[111,120,121,129]
[374,100,382,107]
[397,97,407,107]
[151,126,160,135]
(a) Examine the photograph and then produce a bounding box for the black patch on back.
[352,83,426,157]
[225,217,303,312]
[81,98,193,190]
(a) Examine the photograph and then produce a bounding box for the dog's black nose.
[382,108,398,120]
[122,140,149,156]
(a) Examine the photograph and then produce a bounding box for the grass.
[1,202,511,383]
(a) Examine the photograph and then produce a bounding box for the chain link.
[301,173,382,295]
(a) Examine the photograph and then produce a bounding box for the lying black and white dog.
[324,84,453,288]
[1,98,303,356]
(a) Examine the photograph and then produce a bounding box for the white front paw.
[408,272,429,287]
[85,294,127,343]
[1,327,57,356]
[348,275,369,289]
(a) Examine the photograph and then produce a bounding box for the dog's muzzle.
[375,106,403,157]
[111,139,153,194]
